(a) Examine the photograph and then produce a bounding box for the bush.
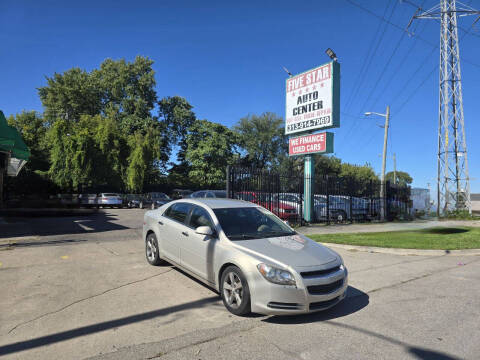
[442,210,476,220]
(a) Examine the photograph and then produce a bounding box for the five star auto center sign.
[286,61,339,156]
[285,61,340,135]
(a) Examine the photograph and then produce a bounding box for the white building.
[410,188,431,214]
[471,194,480,215]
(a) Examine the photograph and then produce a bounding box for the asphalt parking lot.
[0,209,479,359]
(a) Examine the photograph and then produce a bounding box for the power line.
[343,0,394,113]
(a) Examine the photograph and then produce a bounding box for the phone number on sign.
[286,116,331,133]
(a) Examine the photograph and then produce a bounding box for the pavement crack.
[6,268,174,335]
[366,257,480,295]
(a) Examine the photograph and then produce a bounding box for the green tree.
[185,120,239,187]
[7,111,49,173]
[234,112,286,168]
[38,68,102,124]
[158,96,197,180]
[340,162,378,182]
[386,171,412,186]
[94,56,157,134]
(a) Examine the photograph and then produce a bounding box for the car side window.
[164,203,193,224]
[192,191,205,198]
[205,192,215,198]
[189,206,214,229]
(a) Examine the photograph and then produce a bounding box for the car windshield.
[213,207,295,240]
[152,193,170,199]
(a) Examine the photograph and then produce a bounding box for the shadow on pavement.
[326,321,461,360]
[0,296,220,357]
[263,286,369,324]
[0,211,128,239]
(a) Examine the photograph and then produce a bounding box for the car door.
[158,202,193,264]
[180,205,217,282]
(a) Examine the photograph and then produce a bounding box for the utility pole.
[408,0,478,215]
[365,105,390,221]
[393,153,397,185]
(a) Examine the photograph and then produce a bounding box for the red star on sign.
[313,85,316,90]
[299,90,302,94]
[305,87,309,92]
[292,92,295,96]
[320,83,324,88]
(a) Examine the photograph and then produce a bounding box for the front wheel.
[220,266,251,316]
[145,233,163,265]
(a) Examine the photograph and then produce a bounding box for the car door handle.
[158,221,163,225]
[181,231,189,237]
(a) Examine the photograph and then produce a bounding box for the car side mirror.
[195,226,213,236]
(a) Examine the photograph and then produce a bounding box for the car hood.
[232,233,339,268]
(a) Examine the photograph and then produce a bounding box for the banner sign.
[285,61,340,135]
[288,132,334,156]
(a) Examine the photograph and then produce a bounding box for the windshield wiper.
[228,234,258,240]
[259,231,296,238]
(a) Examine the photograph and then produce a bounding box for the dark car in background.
[189,190,227,199]
[140,192,171,209]
[171,189,193,199]
[124,194,143,208]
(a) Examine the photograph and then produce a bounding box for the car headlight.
[257,263,296,286]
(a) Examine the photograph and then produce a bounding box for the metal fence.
[227,166,412,225]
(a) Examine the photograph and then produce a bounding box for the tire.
[220,266,251,316]
[145,233,163,266]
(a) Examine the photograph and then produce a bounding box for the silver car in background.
[98,193,123,208]
[143,198,348,315]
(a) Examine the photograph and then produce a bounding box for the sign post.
[285,61,340,223]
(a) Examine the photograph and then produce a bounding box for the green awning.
[0,110,30,161]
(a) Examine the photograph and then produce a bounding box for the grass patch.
[309,227,480,250]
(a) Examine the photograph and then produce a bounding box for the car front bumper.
[248,265,348,315]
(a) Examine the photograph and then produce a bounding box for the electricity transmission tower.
[409,0,479,215]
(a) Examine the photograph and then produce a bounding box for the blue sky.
[1,0,479,193]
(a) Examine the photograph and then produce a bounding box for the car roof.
[173,198,258,209]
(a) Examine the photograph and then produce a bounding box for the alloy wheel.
[222,272,243,309]
[146,237,157,262]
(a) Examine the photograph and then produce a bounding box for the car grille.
[300,265,341,278]
[309,296,340,311]
[307,279,344,295]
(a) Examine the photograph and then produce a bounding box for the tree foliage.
[386,171,412,186]
[185,120,239,187]
[235,112,286,168]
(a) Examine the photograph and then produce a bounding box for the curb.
[319,242,480,256]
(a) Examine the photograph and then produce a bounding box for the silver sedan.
[142,198,348,315]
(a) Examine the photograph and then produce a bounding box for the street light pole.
[380,105,390,221]
[365,105,390,221]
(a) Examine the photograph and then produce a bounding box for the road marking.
[60,255,69,260]
[74,220,94,231]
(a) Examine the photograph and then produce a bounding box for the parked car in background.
[274,193,346,222]
[79,194,98,208]
[141,192,171,209]
[98,193,123,208]
[235,191,298,221]
[189,190,227,199]
[171,189,193,199]
[124,194,143,208]
[314,195,370,221]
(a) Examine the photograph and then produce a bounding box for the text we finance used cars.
[143,198,348,315]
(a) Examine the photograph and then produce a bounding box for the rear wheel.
[145,233,163,265]
[220,266,251,316]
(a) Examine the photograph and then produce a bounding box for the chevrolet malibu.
[143,198,348,315]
